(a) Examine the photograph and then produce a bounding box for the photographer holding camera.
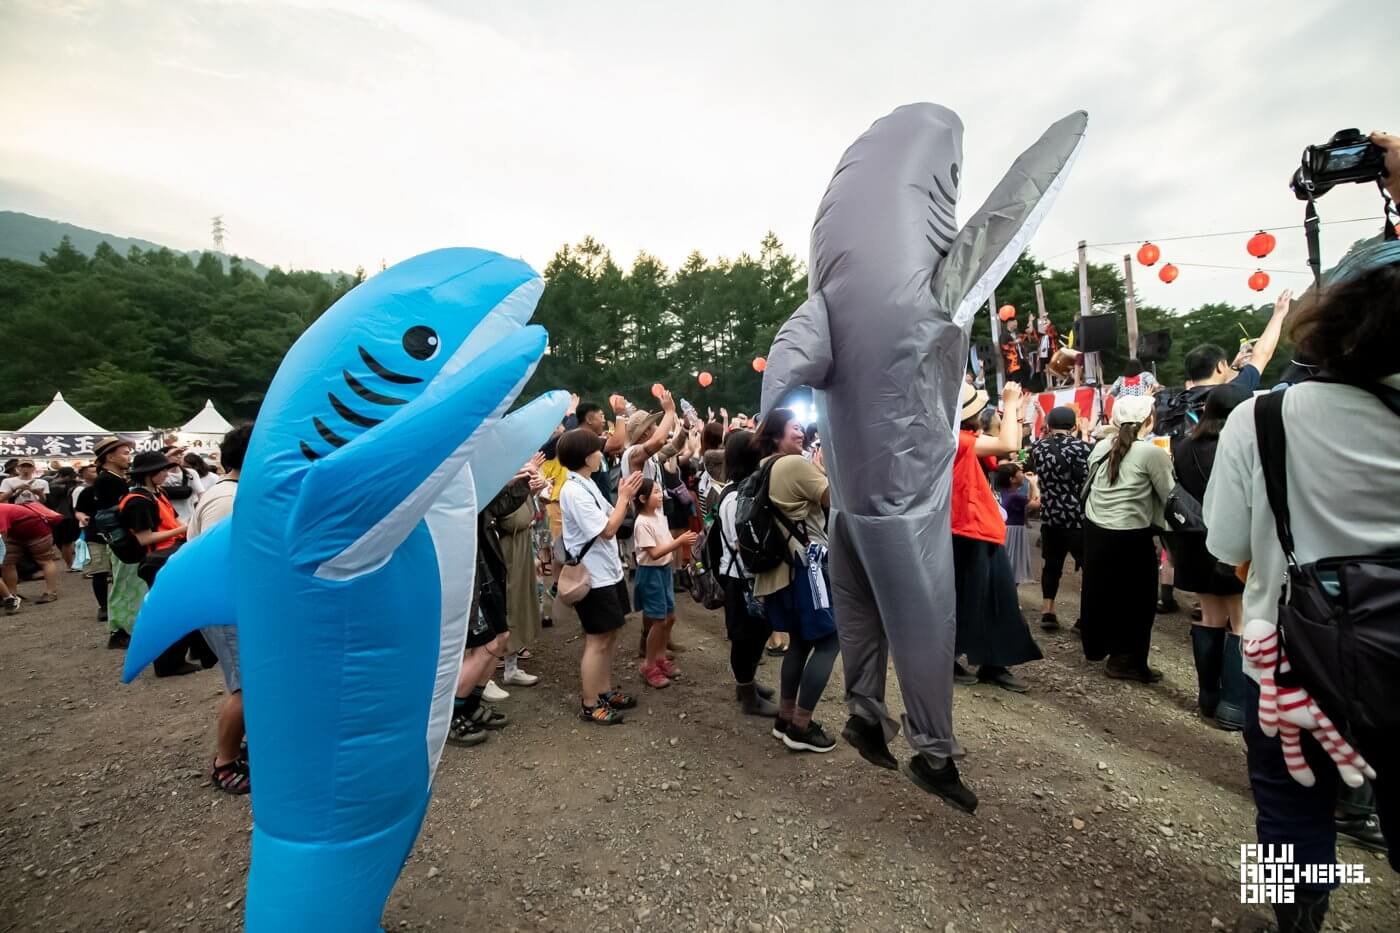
[1201,128,1399,933]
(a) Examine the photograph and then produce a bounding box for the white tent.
[175,399,235,461]
[179,399,233,436]
[19,392,108,434]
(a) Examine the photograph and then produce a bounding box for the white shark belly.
[423,463,477,782]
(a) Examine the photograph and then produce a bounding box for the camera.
[1291,129,1386,200]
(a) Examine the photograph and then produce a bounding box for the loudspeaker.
[1076,313,1118,353]
[1137,329,1173,362]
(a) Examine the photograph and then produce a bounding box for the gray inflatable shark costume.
[760,104,1087,781]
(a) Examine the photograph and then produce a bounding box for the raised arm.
[1240,289,1292,377]
[974,383,1024,457]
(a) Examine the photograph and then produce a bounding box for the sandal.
[517,649,533,661]
[601,689,637,710]
[211,758,251,795]
[35,593,59,605]
[641,663,671,689]
[580,703,624,725]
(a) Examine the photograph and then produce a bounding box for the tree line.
[0,233,1284,431]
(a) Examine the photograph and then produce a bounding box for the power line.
[1082,215,1384,249]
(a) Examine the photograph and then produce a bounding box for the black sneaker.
[106,630,130,649]
[3,595,22,614]
[1155,599,1180,615]
[782,721,836,754]
[1105,656,1163,683]
[903,755,978,814]
[771,717,789,740]
[953,662,978,686]
[1040,613,1060,632]
[1336,815,1388,854]
[470,704,509,730]
[977,666,1029,693]
[842,716,897,770]
[447,713,489,746]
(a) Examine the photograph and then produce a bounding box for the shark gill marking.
[300,441,321,461]
[358,346,422,385]
[932,173,957,205]
[344,370,411,407]
[329,393,383,428]
[313,417,350,448]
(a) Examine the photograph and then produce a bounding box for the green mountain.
[0,210,280,277]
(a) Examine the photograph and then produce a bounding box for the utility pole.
[1123,254,1140,361]
[988,286,1006,393]
[211,216,226,252]
[1076,239,1098,384]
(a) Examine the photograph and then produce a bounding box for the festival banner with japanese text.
[0,432,164,461]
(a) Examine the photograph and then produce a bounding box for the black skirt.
[1080,521,1158,663]
[1166,532,1245,596]
[953,535,1043,668]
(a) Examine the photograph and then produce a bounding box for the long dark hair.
[1289,257,1400,382]
[752,409,796,458]
[1106,421,1146,484]
[1189,383,1252,443]
[701,421,724,454]
[724,429,760,485]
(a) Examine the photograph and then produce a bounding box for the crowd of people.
[3,132,1396,933]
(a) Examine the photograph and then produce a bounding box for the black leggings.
[723,576,771,684]
[779,632,840,712]
[1040,525,1084,601]
[91,572,110,611]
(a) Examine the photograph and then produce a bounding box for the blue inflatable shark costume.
[123,249,568,931]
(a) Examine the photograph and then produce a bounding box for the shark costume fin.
[759,292,833,415]
[933,110,1088,331]
[121,518,236,682]
[296,325,551,581]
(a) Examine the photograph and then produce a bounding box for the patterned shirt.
[1027,432,1092,529]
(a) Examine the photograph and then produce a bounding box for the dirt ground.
[2,552,1396,933]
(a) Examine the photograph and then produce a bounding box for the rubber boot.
[736,683,778,717]
[1215,633,1247,731]
[1189,625,1225,718]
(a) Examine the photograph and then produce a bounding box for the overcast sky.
[1,0,1391,312]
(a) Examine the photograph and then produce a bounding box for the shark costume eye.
[403,326,440,361]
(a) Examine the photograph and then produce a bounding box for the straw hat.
[959,381,990,422]
[94,436,131,459]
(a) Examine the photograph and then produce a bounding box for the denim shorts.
[633,564,675,618]
[200,625,241,693]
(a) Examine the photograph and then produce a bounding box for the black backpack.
[91,489,155,565]
[733,456,807,575]
[1155,386,1207,450]
[1255,382,1400,742]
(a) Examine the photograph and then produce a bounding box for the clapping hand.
[618,471,644,502]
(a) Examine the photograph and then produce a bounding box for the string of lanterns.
[1136,230,1276,291]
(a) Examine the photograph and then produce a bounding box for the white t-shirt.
[560,471,623,588]
[187,478,237,540]
[164,468,201,523]
[1,476,48,505]
[715,485,749,580]
[621,444,658,482]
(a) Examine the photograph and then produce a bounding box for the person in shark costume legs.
[761,104,1087,812]
[122,249,568,931]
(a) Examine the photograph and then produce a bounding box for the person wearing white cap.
[1079,394,1174,682]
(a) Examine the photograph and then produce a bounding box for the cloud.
[0,0,1392,310]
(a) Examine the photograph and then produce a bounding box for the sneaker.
[447,713,490,746]
[659,657,681,680]
[502,669,539,687]
[469,704,509,730]
[483,680,510,702]
[1336,815,1388,855]
[782,720,837,754]
[96,607,107,623]
[106,630,130,650]
[641,663,671,689]
[903,754,978,814]
[977,666,1029,693]
[601,689,637,710]
[953,662,978,686]
[34,592,58,605]
[771,717,790,740]
[1039,613,1060,632]
[1105,656,1163,683]
[3,595,20,614]
[1155,598,1180,615]
[842,715,897,770]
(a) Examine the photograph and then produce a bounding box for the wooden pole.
[1123,254,1140,361]
[988,287,1006,392]
[1076,240,1098,384]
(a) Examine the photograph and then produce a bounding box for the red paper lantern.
[651,382,664,398]
[752,356,766,373]
[1248,270,1270,292]
[1247,230,1276,259]
[698,371,713,388]
[1137,242,1160,266]
[1158,263,1179,284]
[997,304,1016,321]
